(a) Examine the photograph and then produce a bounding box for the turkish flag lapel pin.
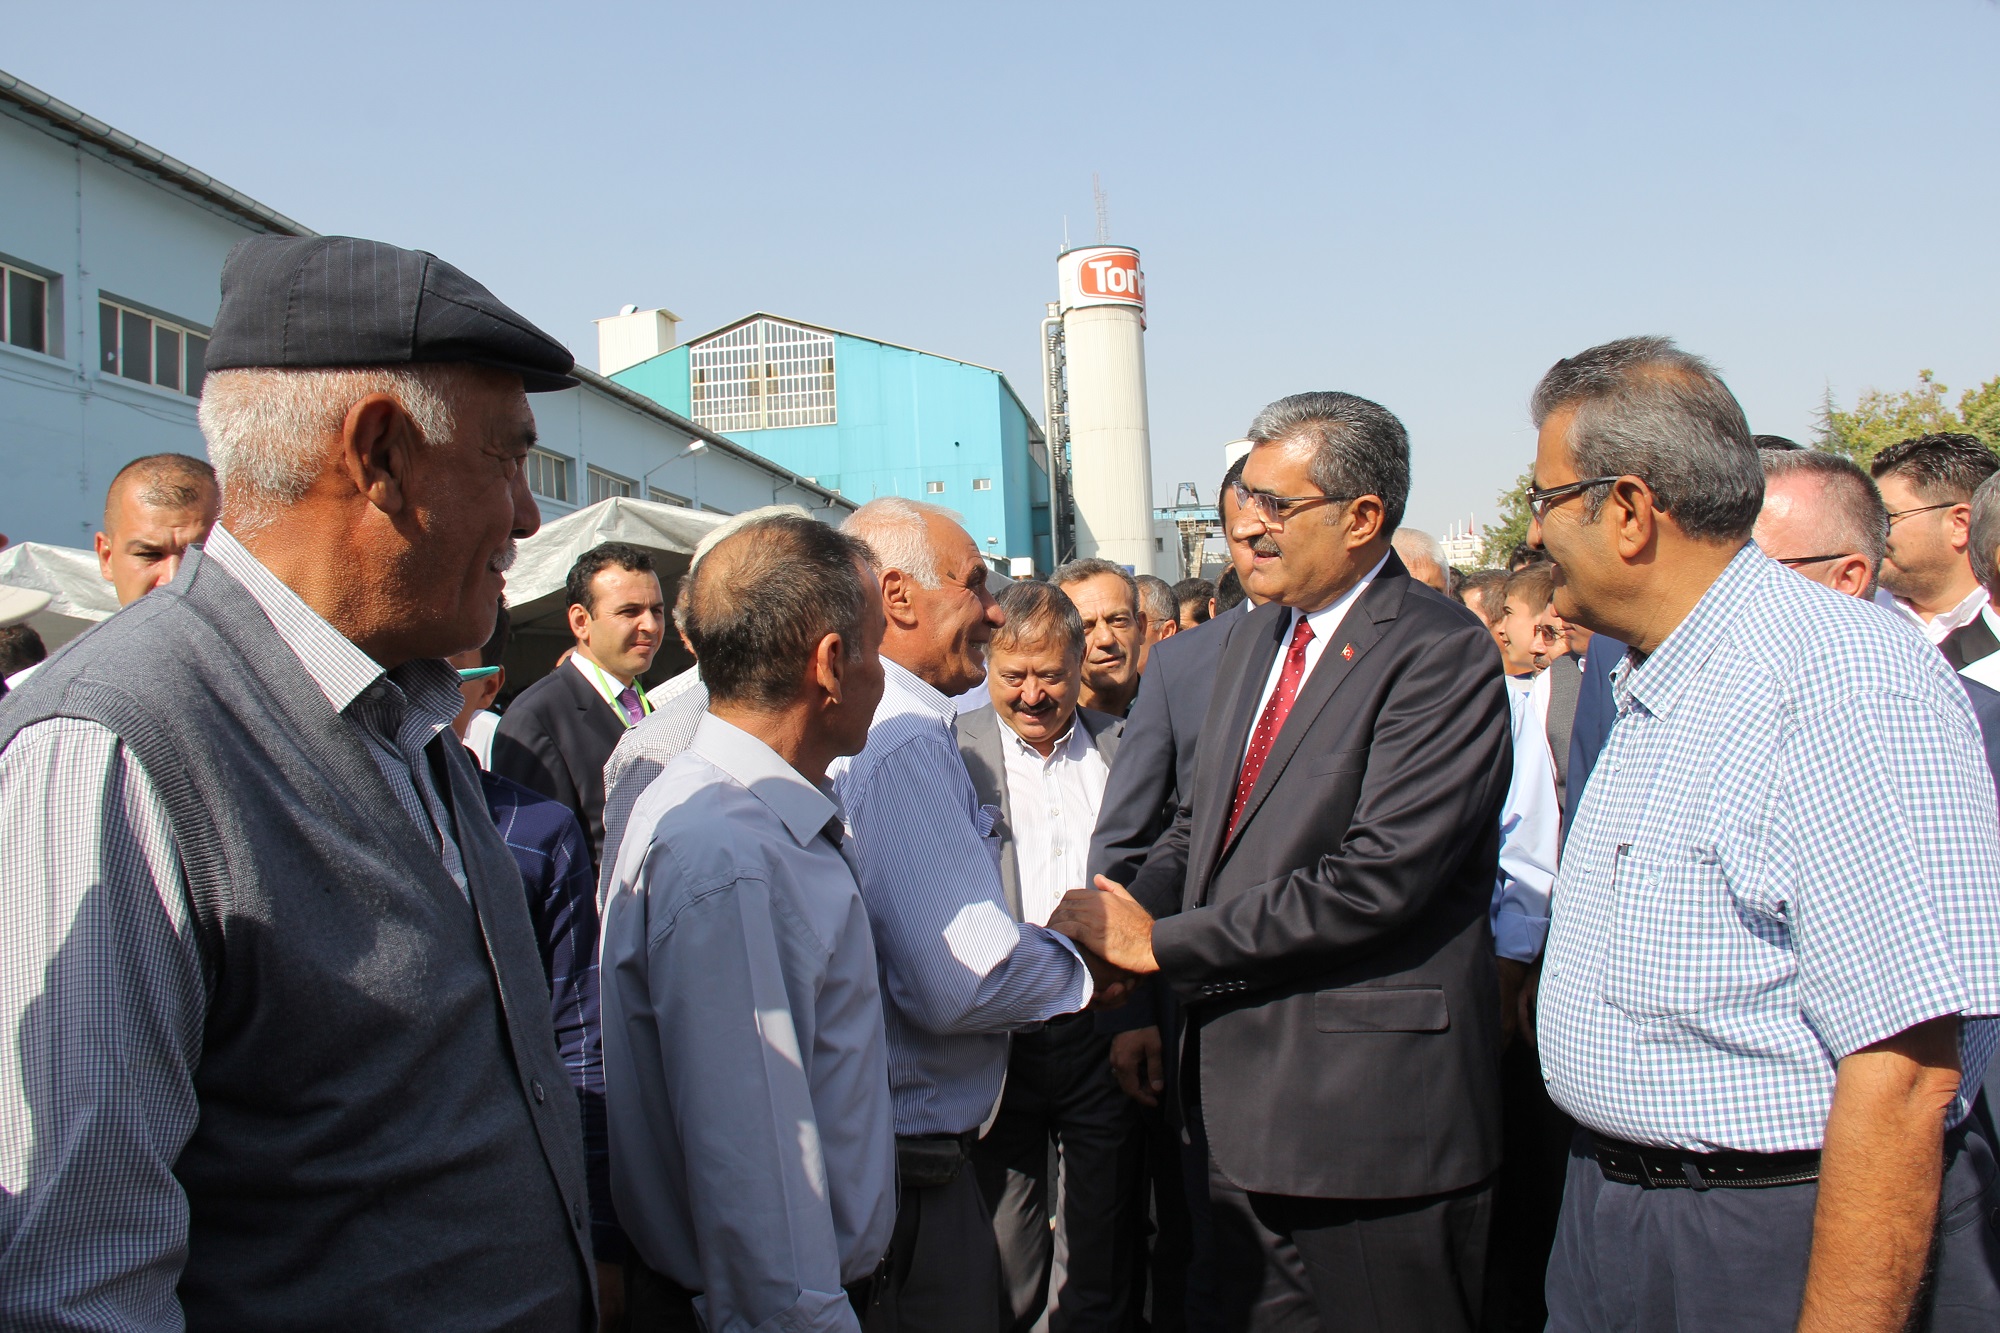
[1341,642,1355,661]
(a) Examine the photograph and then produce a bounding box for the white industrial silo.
[1054,245,1156,576]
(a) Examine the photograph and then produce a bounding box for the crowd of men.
[2,235,1999,1333]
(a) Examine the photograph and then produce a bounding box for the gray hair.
[841,496,962,588]
[1134,574,1177,628]
[1529,336,1761,541]
[991,581,1085,661]
[1246,392,1411,530]
[1760,449,1888,588]
[1391,527,1447,574]
[1970,473,2000,595]
[1051,557,1139,615]
[196,364,467,531]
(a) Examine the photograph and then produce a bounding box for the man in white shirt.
[832,498,1105,1333]
[958,581,1131,1333]
[1868,432,1997,655]
[601,513,895,1333]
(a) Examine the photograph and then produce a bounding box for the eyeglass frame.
[1229,479,1359,527]
[1885,501,1957,527]
[1774,553,1856,569]
[1524,476,1626,522]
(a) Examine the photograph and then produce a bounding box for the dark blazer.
[1941,614,2000,672]
[957,703,1123,922]
[492,661,629,871]
[1129,552,1513,1201]
[1088,613,1234,890]
[1564,633,1625,837]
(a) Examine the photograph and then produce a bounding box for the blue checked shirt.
[1540,545,2000,1152]
[830,660,1093,1135]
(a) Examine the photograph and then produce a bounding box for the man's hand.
[1079,948,1135,1009]
[1497,958,1540,1048]
[1049,875,1160,975]
[1110,1026,1166,1107]
[597,1260,625,1332]
[1796,1016,1961,1333]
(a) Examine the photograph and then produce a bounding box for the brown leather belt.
[1590,1133,1820,1190]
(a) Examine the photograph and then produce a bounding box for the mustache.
[1015,696,1060,715]
[488,541,518,575]
[1249,537,1281,557]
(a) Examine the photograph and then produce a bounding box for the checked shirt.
[1540,543,2000,1153]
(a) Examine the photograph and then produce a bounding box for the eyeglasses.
[1524,476,1624,522]
[1886,501,1955,526]
[1229,480,1356,527]
[1775,553,1853,568]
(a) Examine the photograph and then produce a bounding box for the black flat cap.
[205,235,577,392]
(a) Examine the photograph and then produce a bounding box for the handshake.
[1048,875,1160,1010]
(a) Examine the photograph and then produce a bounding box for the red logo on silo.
[1078,252,1144,307]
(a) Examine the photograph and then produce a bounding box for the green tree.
[1815,370,2000,464]
[1479,466,1534,567]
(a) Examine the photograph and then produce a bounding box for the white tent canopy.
[0,542,118,649]
[504,496,725,612]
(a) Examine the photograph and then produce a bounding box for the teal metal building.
[612,313,1055,573]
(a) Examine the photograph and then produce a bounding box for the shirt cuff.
[1038,924,1096,1009]
[1492,912,1550,963]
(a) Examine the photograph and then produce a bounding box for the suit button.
[532,1079,546,1104]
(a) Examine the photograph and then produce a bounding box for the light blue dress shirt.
[830,659,1093,1136]
[1540,545,2000,1152]
[1493,673,1559,963]
[601,713,895,1333]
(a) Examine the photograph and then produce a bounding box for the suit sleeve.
[1150,624,1512,996]
[1088,662,1180,891]
[492,696,576,812]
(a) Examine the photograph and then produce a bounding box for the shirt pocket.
[1601,848,1738,1023]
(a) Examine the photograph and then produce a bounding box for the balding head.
[1753,449,1886,599]
[1391,527,1448,592]
[96,453,220,606]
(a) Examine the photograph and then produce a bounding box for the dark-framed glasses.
[1775,553,1853,569]
[1229,480,1355,527]
[1524,476,1623,522]
[1886,501,1955,526]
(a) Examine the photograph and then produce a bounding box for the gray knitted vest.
[0,551,592,1330]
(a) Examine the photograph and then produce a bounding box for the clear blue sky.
[14,0,1999,535]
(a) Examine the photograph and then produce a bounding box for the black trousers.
[973,1013,1143,1333]
[1545,1113,2000,1331]
[1204,1144,1493,1333]
[871,1154,1004,1333]
[1479,1038,1572,1332]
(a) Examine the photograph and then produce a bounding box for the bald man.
[95,453,220,606]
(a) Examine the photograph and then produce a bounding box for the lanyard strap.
[581,655,653,728]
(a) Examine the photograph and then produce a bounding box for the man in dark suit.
[1054,393,1513,1333]
[960,580,1130,1333]
[492,542,666,871]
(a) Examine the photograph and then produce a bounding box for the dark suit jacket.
[1564,633,1625,837]
[1129,552,1513,1200]
[1942,614,2000,672]
[491,661,628,872]
[957,703,1123,922]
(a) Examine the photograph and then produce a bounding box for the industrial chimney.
[1052,245,1156,576]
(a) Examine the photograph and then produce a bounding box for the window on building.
[588,466,634,504]
[2,262,50,355]
[925,481,945,494]
[98,298,208,396]
[688,317,836,433]
[526,447,572,502]
[647,485,689,507]
[971,478,992,491]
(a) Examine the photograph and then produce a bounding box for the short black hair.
[478,601,512,669]
[105,452,217,524]
[0,623,48,676]
[1456,568,1509,621]
[566,542,658,615]
[686,515,877,708]
[1214,567,1246,612]
[1172,577,1215,623]
[1220,453,1248,510]
[1507,543,1550,572]
[1753,434,1802,452]
[991,581,1085,660]
[1869,432,2000,504]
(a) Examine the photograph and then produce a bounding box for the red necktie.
[1228,615,1314,840]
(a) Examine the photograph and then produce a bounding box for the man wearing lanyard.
[494,541,667,872]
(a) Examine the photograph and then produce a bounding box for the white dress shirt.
[1241,552,1391,762]
[1876,583,1989,645]
[596,665,710,908]
[464,709,500,769]
[829,659,1093,1135]
[999,716,1111,927]
[1493,674,1560,963]
[601,713,895,1333]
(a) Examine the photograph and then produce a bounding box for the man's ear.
[94,531,114,581]
[814,631,846,706]
[340,393,419,516]
[1344,495,1387,548]
[1949,503,1974,555]
[880,569,921,630]
[1607,478,1658,560]
[567,602,591,643]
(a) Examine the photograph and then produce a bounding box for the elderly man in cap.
[0,237,596,1330]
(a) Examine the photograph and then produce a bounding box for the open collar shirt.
[601,713,893,1333]
[999,714,1111,928]
[1540,545,2000,1152]
[829,659,1092,1136]
[1876,582,1989,646]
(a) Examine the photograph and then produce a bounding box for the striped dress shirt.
[831,659,1093,1135]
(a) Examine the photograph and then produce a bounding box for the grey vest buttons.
[533,1079,546,1103]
